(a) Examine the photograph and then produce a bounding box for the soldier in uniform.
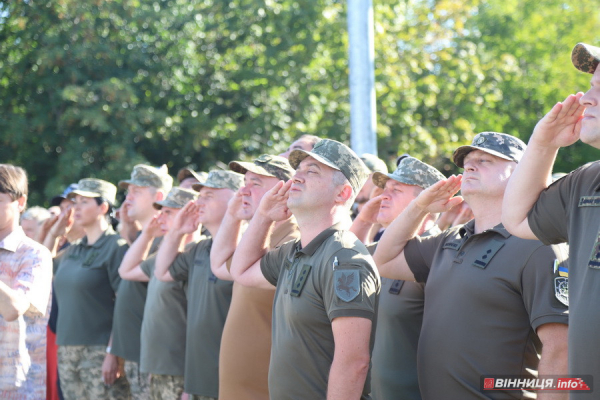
[350,157,445,400]
[502,43,600,396]
[177,167,208,190]
[52,178,130,400]
[374,132,569,400]
[210,154,300,400]
[118,186,200,400]
[154,170,243,400]
[354,153,388,214]
[113,164,173,400]
[230,139,380,400]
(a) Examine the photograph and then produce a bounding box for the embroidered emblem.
[474,136,486,145]
[578,196,600,207]
[588,229,600,269]
[554,277,569,306]
[290,264,311,297]
[334,270,360,302]
[388,279,404,295]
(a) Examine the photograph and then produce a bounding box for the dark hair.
[93,197,114,216]
[0,164,28,201]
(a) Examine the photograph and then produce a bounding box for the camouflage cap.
[452,132,526,168]
[572,43,600,75]
[229,154,295,181]
[360,153,388,174]
[68,178,117,205]
[373,156,445,190]
[118,164,173,191]
[288,139,369,193]
[177,167,208,185]
[153,186,198,210]
[192,170,244,192]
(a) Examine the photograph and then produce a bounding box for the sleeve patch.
[334,270,360,302]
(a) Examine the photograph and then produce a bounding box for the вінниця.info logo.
[481,376,592,392]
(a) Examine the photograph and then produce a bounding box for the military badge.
[334,270,360,302]
[554,277,568,306]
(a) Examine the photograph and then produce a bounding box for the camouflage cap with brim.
[373,156,445,189]
[192,170,244,192]
[154,186,198,210]
[288,139,369,193]
[572,43,600,74]
[118,164,173,191]
[68,178,117,205]
[452,132,526,168]
[177,167,208,184]
[360,153,388,174]
[229,154,295,181]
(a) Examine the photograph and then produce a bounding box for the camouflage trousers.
[188,395,217,400]
[150,374,184,400]
[57,345,131,400]
[124,360,151,400]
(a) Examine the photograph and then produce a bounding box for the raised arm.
[503,93,585,239]
[230,180,292,289]
[374,176,462,280]
[155,201,199,282]
[210,190,244,281]
[350,195,382,244]
[119,215,162,282]
[43,208,73,257]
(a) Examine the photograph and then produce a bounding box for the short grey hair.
[332,170,356,208]
[21,206,51,224]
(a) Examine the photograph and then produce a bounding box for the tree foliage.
[0,0,598,204]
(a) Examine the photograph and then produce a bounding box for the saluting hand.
[226,189,245,220]
[144,214,164,238]
[355,195,383,225]
[414,175,464,214]
[257,180,293,222]
[172,201,201,235]
[49,207,74,238]
[531,92,585,149]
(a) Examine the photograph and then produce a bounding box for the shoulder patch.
[578,196,600,207]
[334,270,360,302]
[553,259,568,306]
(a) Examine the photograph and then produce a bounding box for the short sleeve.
[140,254,156,278]
[169,240,205,282]
[107,238,129,293]
[403,232,446,283]
[521,244,569,331]
[15,245,53,316]
[528,176,572,245]
[260,244,292,287]
[321,248,380,322]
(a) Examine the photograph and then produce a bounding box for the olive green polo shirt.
[53,227,128,346]
[260,223,380,400]
[169,237,233,397]
[404,220,569,400]
[368,225,440,400]
[110,237,161,362]
[139,252,187,376]
[528,161,600,395]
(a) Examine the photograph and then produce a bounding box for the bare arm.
[119,215,162,282]
[503,93,585,239]
[374,176,463,280]
[327,317,372,400]
[155,201,199,282]
[536,323,569,400]
[210,191,244,281]
[43,208,73,257]
[0,280,31,322]
[230,180,292,289]
[349,196,382,244]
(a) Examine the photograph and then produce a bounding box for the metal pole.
[347,0,377,156]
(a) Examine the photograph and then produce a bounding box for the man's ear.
[17,195,27,213]
[155,190,166,202]
[334,184,353,205]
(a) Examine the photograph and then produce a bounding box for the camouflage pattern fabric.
[288,139,369,193]
[125,360,150,400]
[360,153,388,174]
[154,187,199,210]
[150,374,184,400]
[68,178,118,205]
[57,345,131,400]
[373,156,445,189]
[119,164,174,191]
[452,132,527,168]
[572,42,600,74]
[192,170,244,192]
[229,154,295,181]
